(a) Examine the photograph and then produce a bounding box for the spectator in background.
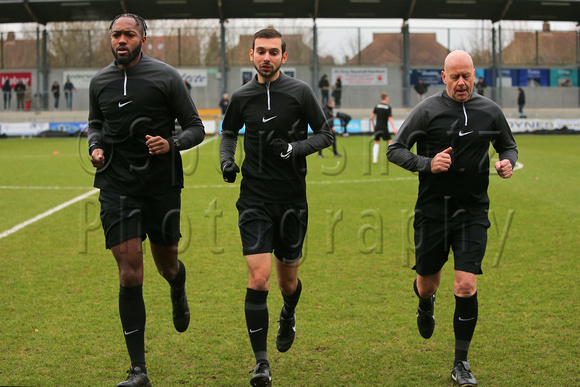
[517,87,526,118]
[2,79,11,110]
[64,79,75,110]
[318,74,330,105]
[51,81,60,110]
[332,77,342,107]
[476,77,487,96]
[24,82,32,111]
[219,93,229,115]
[414,78,428,102]
[14,80,26,111]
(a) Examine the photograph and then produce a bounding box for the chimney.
[542,21,551,32]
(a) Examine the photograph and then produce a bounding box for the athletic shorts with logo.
[236,197,308,263]
[413,212,490,275]
[99,190,181,249]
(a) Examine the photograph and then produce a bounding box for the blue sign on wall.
[518,69,549,87]
[482,68,550,87]
[410,69,444,86]
[549,69,578,87]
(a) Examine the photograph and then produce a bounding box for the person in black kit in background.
[318,74,330,105]
[335,111,351,137]
[318,100,341,158]
[220,28,333,387]
[88,13,205,387]
[370,92,397,164]
[387,50,518,387]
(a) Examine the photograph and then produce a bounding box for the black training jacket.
[88,54,205,195]
[387,90,518,220]
[221,73,333,203]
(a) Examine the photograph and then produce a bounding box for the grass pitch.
[0,135,578,386]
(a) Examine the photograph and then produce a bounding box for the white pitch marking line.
[0,188,99,240]
[0,135,218,241]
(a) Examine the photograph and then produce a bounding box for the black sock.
[168,260,186,295]
[281,278,302,318]
[119,285,146,372]
[245,288,269,364]
[454,292,478,364]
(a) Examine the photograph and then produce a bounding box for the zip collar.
[253,72,285,112]
[442,90,470,127]
[114,53,148,97]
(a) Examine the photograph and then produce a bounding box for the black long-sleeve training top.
[220,73,334,203]
[387,90,518,220]
[88,54,205,195]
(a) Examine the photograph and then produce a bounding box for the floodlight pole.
[402,21,410,108]
[42,28,48,110]
[220,20,227,96]
[36,26,40,111]
[498,23,503,107]
[312,20,319,97]
[491,26,497,103]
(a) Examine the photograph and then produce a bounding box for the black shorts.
[236,197,308,263]
[99,190,181,249]
[374,130,391,141]
[413,213,490,276]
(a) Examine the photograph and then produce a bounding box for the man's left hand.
[146,135,170,155]
[495,159,513,179]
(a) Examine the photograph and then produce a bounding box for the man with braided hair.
[88,13,205,387]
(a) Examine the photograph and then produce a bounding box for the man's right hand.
[90,148,105,168]
[221,161,240,183]
[431,147,452,173]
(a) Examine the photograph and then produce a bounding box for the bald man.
[387,50,518,386]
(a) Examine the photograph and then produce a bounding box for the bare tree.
[204,31,220,66]
[47,21,110,68]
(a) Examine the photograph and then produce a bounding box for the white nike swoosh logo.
[458,131,473,136]
[249,328,263,334]
[262,116,277,123]
[458,317,475,322]
[118,101,133,108]
[124,329,139,335]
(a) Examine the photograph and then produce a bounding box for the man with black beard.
[88,13,205,387]
[220,28,333,386]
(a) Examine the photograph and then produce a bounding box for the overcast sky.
[1,17,576,64]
